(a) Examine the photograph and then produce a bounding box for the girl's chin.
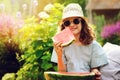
[73,32,79,35]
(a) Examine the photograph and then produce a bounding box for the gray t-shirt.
[51,40,108,72]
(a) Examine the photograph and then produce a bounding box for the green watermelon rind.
[52,37,75,47]
[44,71,95,80]
[61,39,75,47]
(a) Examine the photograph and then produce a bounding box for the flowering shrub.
[14,3,63,80]
[101,21,120,45]
[101,21,120,39]
[0,14,23,41]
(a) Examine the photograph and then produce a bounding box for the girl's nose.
[69,22,75,27]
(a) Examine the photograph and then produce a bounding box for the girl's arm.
[57,53,66,72]
[53,42,66,72]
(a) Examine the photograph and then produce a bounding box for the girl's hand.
[53,42,63,57]
[53,42,66,72]
[91,68,101,80]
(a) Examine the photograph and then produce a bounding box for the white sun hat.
[62,3,84,20]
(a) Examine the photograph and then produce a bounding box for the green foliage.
[2,73,15,80]
[93,14,106,45]
[15,3,63,80]
[103,35,120,45]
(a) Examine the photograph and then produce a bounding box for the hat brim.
[62,16,87,22]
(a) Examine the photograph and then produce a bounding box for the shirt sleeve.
[51,48,67,64]
[90,41,108,68]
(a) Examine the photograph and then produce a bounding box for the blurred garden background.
[0,0,120,80]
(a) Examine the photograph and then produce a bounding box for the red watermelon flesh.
[52,27,75,46]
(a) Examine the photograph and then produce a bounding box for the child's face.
[63,17,82,36]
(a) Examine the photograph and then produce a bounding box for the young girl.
[51,3,108,80]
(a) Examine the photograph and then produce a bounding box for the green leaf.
[41,61,52,70]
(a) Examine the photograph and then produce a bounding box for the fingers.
[95,73,101,80]
[53,42,63,48]
[91,68,101,80]
[53,42,63,56]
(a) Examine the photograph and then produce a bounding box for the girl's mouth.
[70,28,77,31]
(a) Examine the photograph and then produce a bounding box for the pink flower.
[0,14,23,38]
[101,21,120,39]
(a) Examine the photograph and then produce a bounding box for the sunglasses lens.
[63,18,81,27]
[64,21,70,26]
[73,19,80,24]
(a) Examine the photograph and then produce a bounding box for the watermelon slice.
[52,27,75,46]
[44,71,95,80]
